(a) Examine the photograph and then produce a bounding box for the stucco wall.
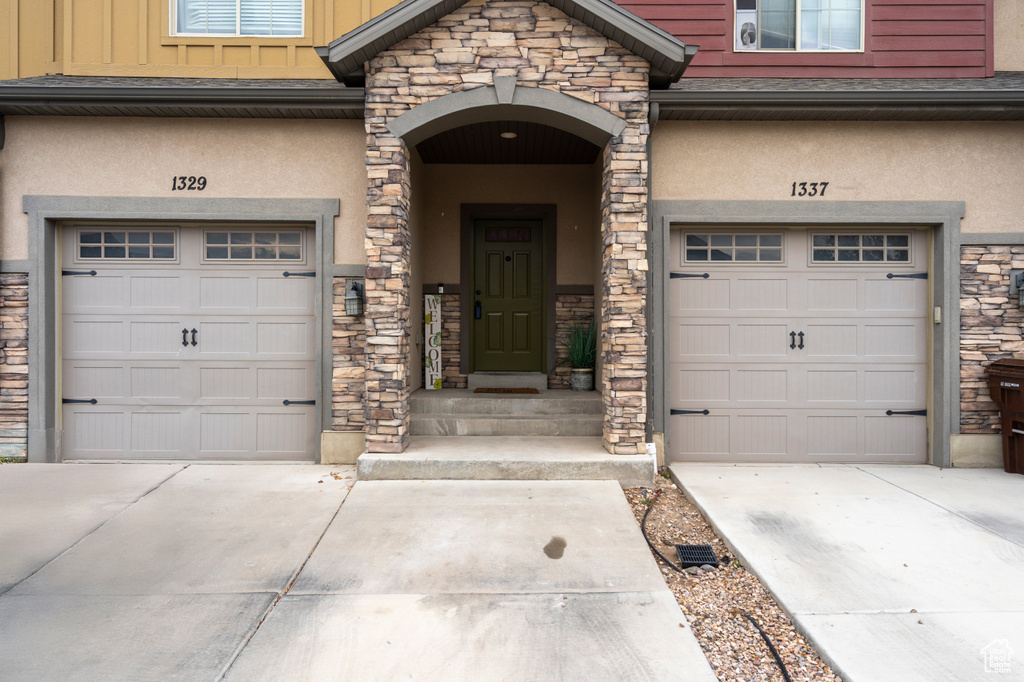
[995,0,1024,72]
[652,121,1024,234]
[0,116,368,264]
[415,164,599,286]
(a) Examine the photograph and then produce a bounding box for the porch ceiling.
[415,120,601,164]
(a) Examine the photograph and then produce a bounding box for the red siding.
[612,0,994,78]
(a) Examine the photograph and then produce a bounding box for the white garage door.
[61,226,317,461]
[668,229,928,463]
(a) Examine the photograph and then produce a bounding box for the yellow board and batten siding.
[0,0,403,80]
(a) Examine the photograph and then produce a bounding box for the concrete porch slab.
[357,436,654,487]
[0,463,181,594]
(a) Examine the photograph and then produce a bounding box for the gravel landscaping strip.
[625,474,842,682]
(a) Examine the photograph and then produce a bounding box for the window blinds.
[177,0,302,36]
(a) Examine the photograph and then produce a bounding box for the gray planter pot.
[570,368,594,391]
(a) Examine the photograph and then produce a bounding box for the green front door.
[472,218,545,372]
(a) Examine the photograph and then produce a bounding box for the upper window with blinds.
[735,0,862,52]
[175,0,303,37]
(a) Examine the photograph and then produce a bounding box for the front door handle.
[191,329,198,347]
[790,331,796,350]
[798,331,804,350]
[182,328,189,347]
[474,301,482,319]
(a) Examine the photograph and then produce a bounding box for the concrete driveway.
[673,464,1024,682]
[0,463,714,682]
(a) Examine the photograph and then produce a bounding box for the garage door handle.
[670,272,709,279]
[798,331,804,350]
[790,332,796,349]
[191,329,197,347]
[671,409,709,415]
[283,400,315,406]
[886,409,927,416]
[182,328,189,347]
[62,398,97,404]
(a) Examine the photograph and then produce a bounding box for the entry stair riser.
[410,390,602,437]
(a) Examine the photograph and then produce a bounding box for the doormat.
[472,388,540,394]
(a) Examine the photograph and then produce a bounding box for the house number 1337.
[791,181,828,197]
[171,176,207,191]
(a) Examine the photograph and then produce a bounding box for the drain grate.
[674,544,718,569]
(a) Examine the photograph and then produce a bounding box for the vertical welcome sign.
[425,295,442,389]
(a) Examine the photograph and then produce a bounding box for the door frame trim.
[651,200,965,468]
[460,204,557,376]
[23,195,340,463]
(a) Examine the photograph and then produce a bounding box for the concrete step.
[410,414,602,436]
[410,389,601,416]
[357,436,655,488]
[466,372,548,390]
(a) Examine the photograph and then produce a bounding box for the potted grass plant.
[563,318,596,391]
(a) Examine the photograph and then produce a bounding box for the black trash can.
[986,358,1024,475]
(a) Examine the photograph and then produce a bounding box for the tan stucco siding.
[995,0,1024,72]
[0,116,367,263]
[416,164,599,286]
[652,121,1024,234]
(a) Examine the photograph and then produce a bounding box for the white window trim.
[734,0,865,53]
[171,0,305,38]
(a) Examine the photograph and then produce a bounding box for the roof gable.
[315,0,696,89]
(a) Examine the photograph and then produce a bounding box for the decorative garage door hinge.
[670,272,709,279]
[62,269,96,276]
[670,409,710,415]
[886,272,927,279]
[283,399,315,406]
[282,271,315,277]
[886,409,926,416]
[62,398,97,404]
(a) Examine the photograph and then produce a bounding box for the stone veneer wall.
[551,293,595,389]
[0,274,28,460]
[332,278,366,431]
[960,246,1024,433]
[440,293,466,389]
[363,0,650,453]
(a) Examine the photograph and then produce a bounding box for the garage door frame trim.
[650,200,965,467]
[23,195,341,463]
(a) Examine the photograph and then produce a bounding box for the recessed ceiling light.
[500,132,518,139]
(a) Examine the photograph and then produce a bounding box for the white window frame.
[808,232,914,266]
[734,0,864,53]
[172,0,305,38]
[682,232,787,265]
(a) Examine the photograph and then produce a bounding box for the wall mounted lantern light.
[345,278,365,317]
[1010,270,1024,308]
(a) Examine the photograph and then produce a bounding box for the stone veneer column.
[363,119,412,453]
[600,105,649,455]
[959,245,1024,434]
[0,273,28,460]
[361,0,650,454]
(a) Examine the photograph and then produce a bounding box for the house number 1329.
[791,181,828,197]
[171,176,207,191]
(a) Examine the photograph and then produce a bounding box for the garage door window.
[811,234,910,263]
[77,229,177,261]
[204,230,303,261]
[684,233,783,263]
